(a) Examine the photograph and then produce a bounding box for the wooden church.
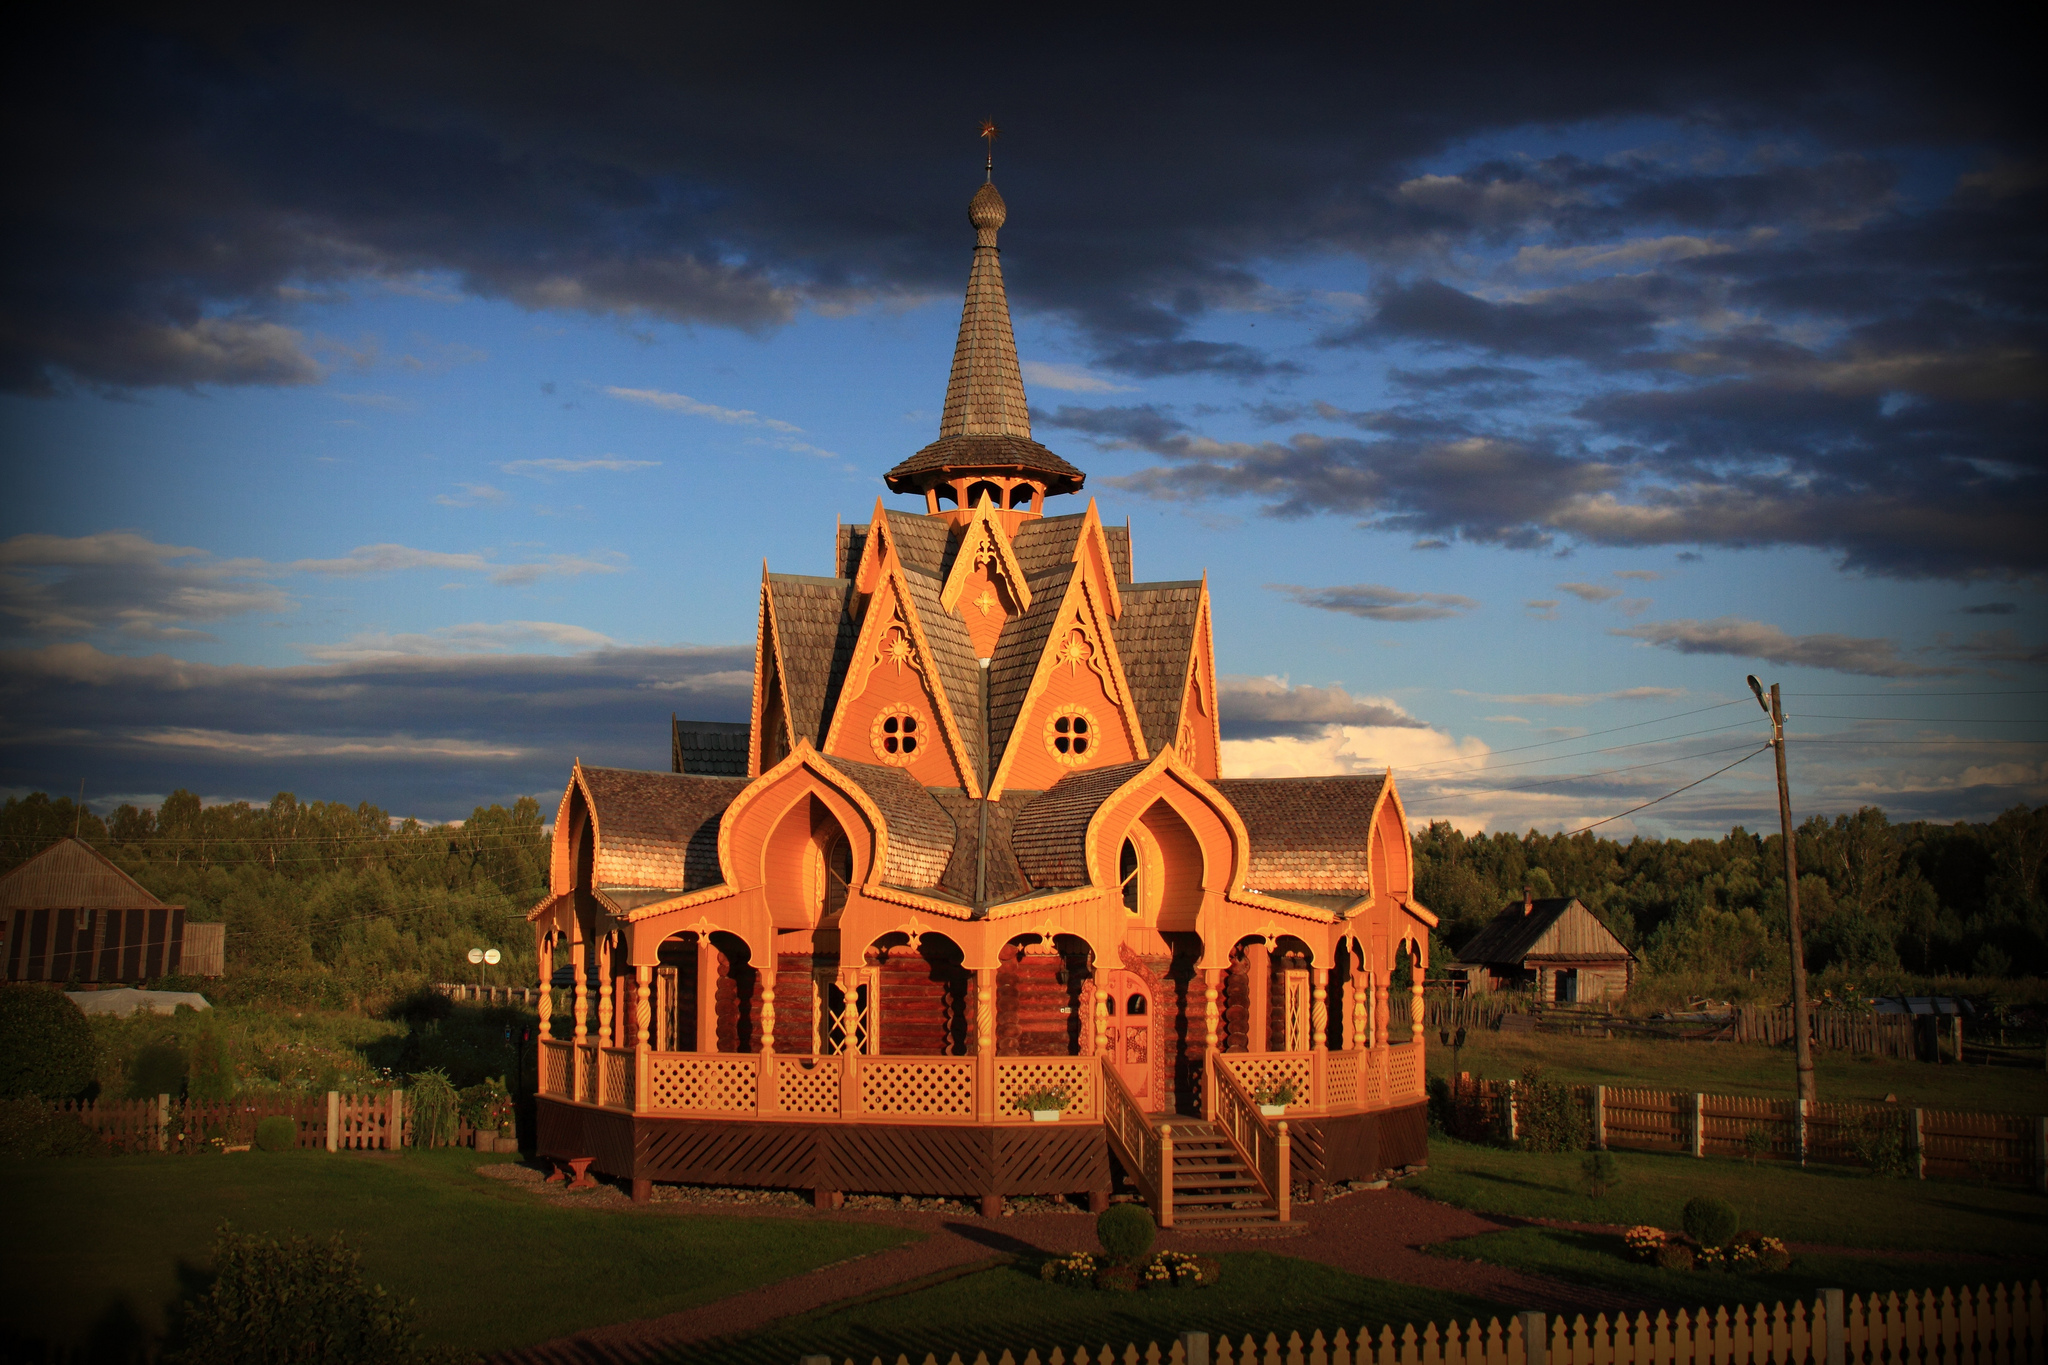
[529,175,1435,1226]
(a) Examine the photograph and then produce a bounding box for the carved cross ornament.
[974,587,999,617]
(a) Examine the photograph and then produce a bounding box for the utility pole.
[1750,675,1815,1104]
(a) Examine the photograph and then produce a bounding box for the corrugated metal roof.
[0,839,170,910]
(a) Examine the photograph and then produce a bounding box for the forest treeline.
[0,789,548,1001]
[1417,804,2048,991]
[3,789,2044,1003]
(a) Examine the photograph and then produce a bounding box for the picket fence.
[803,1281,2046,1365]
[54,1090,415,1152]
[1443,1077,2048,1190]
[1732,1007,1927,1060]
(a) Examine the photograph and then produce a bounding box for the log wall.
[995,940,1086,1056]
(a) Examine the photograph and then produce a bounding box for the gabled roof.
[985,561,1075,765]
[1011,761,1151,888]
[1455,896,1635,965]
[821,756,957,887]
[577,766,741,893]
[1211,776,1387,894]
[1112,581,1202,755]
[897,569,985,773]
[0,838,170,910]
[765,574,858,746]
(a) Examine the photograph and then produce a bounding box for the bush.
[1039,1251,1097,1288]
[127,1040,189,1100]
[1654,1241,1696,1272]
[0,1097,105,1158]
[1514,1066,1588,1153]
[1092,1264,1141,1292]
[407,1068,459,1148]
[254,1116,297,1152]
[1095,1202,1156,1264]
[187,1027,236,1101]
[1143,1250,1220,1288]
[1848,1110,1912,1178]
[457,1077,511,1133]
[0,986,96,1100]
[1682,1196,1740,1249]
[1580,1150,1620,1197]
[165,1224,463,1365]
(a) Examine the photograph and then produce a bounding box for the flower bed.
[1039,1250,1223,1291]
[1622,1224,1791,1274]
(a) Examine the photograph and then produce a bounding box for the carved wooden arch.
[717,741,888,900]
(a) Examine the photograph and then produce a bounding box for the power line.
[1793,715,2048,722]
[1404,718,1767,781]
[1403,740,1766,809]
[1789,690,2048,697]
[1393,699,1750,776]
[1565,746,1773,836]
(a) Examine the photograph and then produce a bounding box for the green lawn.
[1407,1137,2048,1258]
[1427,1030,2048,1114]
[0,1149,913,1358]
[683,1252,1507,1365]
[1434,1226,2044,1312]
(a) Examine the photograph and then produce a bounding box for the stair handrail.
[1207,1051,1291,1221]
[1099,1057,1169,1223]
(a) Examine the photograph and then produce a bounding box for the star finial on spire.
[979,118,998,182]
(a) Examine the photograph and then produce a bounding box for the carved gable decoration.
[940,499,1032,659]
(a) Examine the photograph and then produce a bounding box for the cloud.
[1614,569,1662,581]
[286,543,622,585]
[1322,279,1661,360]
[606,386,801,432]
[1558,581,1623,602]
[1216,676,1429,740]
[1269,582,1479,622]
[301,620,617,662]
[1614,616,1965,677]
[1960,602,2017,615]
[0,531,288,642]
[435,483,508,507]
[1946,629,2048,665]
[501,457,660,476]
[1020,362,1135,393]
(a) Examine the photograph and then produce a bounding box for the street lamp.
[467,946,501,994]
[1748,675,1816,1106]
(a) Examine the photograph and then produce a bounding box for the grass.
[1427,1030,2048,1114]
[1434,1226,2044,1312]
[1407,1136,2048,1258]
[0,1148,913,1357]
[682,1252,1507,1365]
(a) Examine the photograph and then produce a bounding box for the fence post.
[389,1088,406,1149]
[1690,1092,1705,1157]
[157,1093,171,1153]
[1593,1084,1606,1150]
[1505,1079,1518,1143]
[1518,1311,1546,1365]
[1822,1288,1844,1365]
[1179,1331,1210,1365]
[1912,1108,1926,1179]
[326,1091,339,1153]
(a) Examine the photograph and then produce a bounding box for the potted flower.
[1253,1082,1296,1117]
[1017,1087,1070,1122]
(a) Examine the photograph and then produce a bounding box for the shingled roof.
[0,838,170,910]
[1456,896,1634,965]
[578,767,741,893]
[767,574,857,746]
[898,568,984,772]
[1011,761,1150,887]
[884,436,1086,497]
[1211,776,1387,894]
[985,562,1075,768]
[821,756,957,887]
[1113,581,1201,755]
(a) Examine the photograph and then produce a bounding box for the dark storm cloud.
[1268,583,1479,622]
[0,641,752,818]
[1215,676,1428,740]
[1323,279,1663,359]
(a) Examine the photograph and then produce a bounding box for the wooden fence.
[1444,1077,2048,1189]
[1733,1006,1932,1060]
[434,982,544,1005]
[52,1091,422,1153]
[803,1281,2045,1365]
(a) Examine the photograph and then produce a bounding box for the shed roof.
[0,838,172,910]
[1455,896,1635,965]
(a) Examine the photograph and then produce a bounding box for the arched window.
[823,833,852,917]
[1125,994,1148,1016]
[1103,992,1118,1016]
[966,480,1002,508]
[1009,483,1036,509]
[1119,838,1140,913]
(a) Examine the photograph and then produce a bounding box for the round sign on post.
[484,949,501,965]
[467,948,484,965]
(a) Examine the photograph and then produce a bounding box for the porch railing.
[1209,1051,1290,1221]
[539,1038,571,1098]
[1100,1057,1170,1225]
[599,1046,633,1109]
[1388,1041,1423,1099]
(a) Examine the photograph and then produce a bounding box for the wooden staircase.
[1161,1118,1282,1229]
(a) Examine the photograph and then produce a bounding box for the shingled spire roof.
[885,181,1085,500]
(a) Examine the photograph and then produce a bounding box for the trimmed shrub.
[1092,1263,1140,1292]
[186,1027,236,1101]
[1580,1150,1620,1197]
[164,1224,462,1365]
[254,1116,297,1152]
[0,985,96,1100]
[407,1068,459,1147]
[1039,1252,1097,1288]
[127,1041,188,1100]
[1681,1195,1740,1249]
[0,1097,105,1158]
[1514,1065,1588,1153]
[1654,1241,1696,1272]
[457,1077,511,1133]
[1095,1202,1156,1264]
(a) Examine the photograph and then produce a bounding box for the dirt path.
[483,1171,1647,1365]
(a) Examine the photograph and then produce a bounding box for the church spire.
[938,181,1032,439]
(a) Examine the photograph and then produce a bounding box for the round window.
[1045,704,1098,767]
[870,704,925,766]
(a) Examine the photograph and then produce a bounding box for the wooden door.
[1103,969,1154,1108]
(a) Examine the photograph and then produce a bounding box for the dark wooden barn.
[2,838,189,983]
[1450,888,1635,1002]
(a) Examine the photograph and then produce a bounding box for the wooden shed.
[1,838,189,983]
[1451,889,1634,1002]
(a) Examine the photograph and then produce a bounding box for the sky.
[1,8,2042,835]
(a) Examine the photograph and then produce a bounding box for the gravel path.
[481,1167,1649,1365]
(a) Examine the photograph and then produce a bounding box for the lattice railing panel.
[1364,1050,1388,1107]
[1324,1049,1361,1108]
[858,1058,976,1117]
[1221,1052,1313,1104]
[539,1040,571,1097]
[994,1057,1096,1119]
[577,1045,598,1102]
[1388,1042,1422,1098]
[775,1057,841,1116]
[600,1047,632,1109]
[647,1053,759,1113]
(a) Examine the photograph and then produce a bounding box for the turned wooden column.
[975,966,995,1123]
[1372,966,1390,1050]
[1202,967,1222,1117]
[1309,968,1328,1051]
[633,964,652,1113]
[1092,978,1109,1056]
[536,933,554,1039]
[1246,942,1270,1053]
[596,935,614,1052]
[694,934,718,1053]
[757,969,778,1114]
[570,934,588,1101]
[838,967,862,1116]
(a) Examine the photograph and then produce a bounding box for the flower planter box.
[1258,1104,1286,1118]
[1030,1108,1063,1122]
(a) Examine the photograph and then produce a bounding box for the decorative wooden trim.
[1075,499,1124,621]
[1166,573,1223,776]
[750,569,798,778]
[938,496,1032,616]
[716,741,894,894]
